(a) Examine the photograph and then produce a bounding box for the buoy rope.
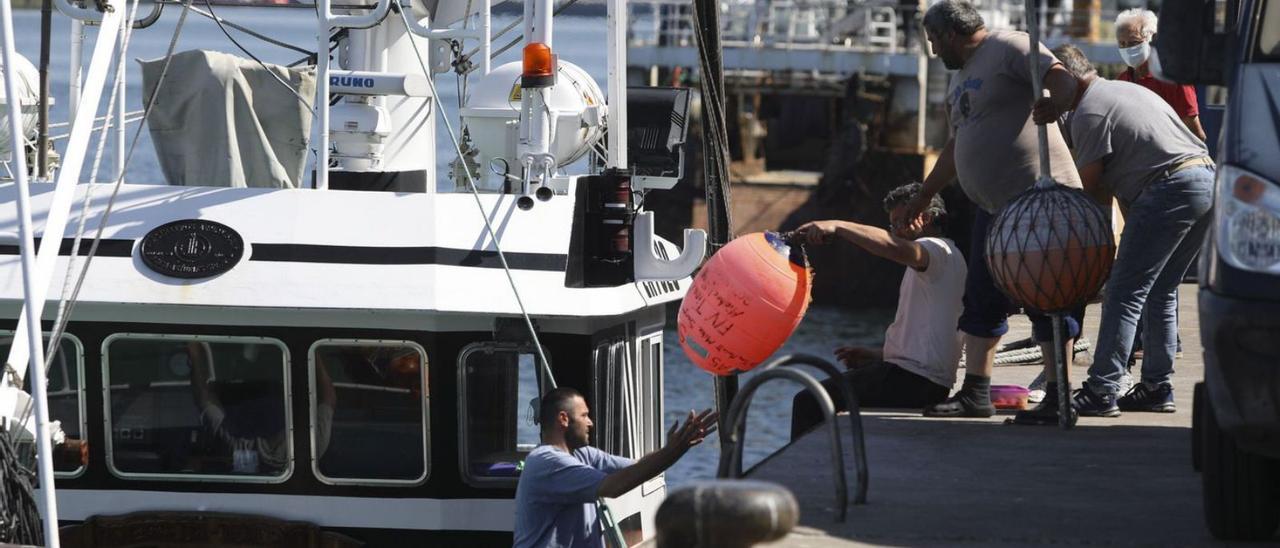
[397,7,556,388]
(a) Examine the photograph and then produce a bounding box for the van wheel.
[1202,394,1280,540]
[1192,382,1205,472]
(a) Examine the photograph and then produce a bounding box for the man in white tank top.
[789,183,967,439]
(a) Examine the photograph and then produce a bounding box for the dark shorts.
[958,209,1085,343]
[789,361,949,441]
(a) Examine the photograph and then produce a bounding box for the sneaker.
[1072,383,1121,417]
[1117,372,1135,397]
[1118,382,1177,413]
[1027,389,1046,404]
[1027,370,1046,404]
[1010,386,1077,426]
[923,389,996,418]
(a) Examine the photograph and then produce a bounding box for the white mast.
[606,0,626,169]
[0,0,62,543]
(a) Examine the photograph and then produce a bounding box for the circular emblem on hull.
[140,220,244,279]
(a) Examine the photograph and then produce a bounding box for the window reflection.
[105,336,289,479]
[2,332,83,473]
[311,342,428,483]
[461,345,544,482]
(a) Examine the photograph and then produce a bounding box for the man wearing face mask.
[1115,8,1208,142]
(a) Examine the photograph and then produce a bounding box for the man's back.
[1069,79,1209,204]
[881,237,967,388]
[513,445,633,548]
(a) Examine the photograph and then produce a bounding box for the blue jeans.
[1086,165,1215,394]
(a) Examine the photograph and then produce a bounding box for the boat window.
[1259,0,1280,58]
[593,338,629,456]
[638,336,663,455]
[594,336,661,459]
[458,343,548,485]
[310,341,429,485]
[103,335,291,482]
[0,331,85,476]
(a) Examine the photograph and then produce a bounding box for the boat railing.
[717,353,870,523]
[628,0,1133,60]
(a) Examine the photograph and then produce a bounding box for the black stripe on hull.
[57,520,513,547]
[248,243,567,271]
[0,238,567,271]
[0,238,133,258]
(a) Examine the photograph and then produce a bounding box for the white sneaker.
[1028,389,1046,404]
[1027,370,1046,404]
[1118,372,1135,396]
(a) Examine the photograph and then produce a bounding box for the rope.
[396,7,555,388]
[13,0,199,443]
[6,0,143,446]
[186,4,312,56]
[0,427,40,544]
[202,0,315,114]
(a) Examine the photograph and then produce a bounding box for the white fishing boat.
[0,0,706,544]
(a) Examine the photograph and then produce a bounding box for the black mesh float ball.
[985,184,1115,313]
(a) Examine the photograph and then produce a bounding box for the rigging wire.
[460,0,584,74]
[7,0,144,447]
[49,115,147,142]
[202,0,315,113]
[185,4,312,56]
[396,7,555,388]
[14,0,200,442]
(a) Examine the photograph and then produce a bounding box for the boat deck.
[749,284,1261,546]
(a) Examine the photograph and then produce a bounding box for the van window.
[458,343,547,485]
[310,341,429,485]
[0,331,85,475]
[103,335,291,481]
[1259,0,1280,57]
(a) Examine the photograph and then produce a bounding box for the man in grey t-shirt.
[1048,45,1213,417]
[513,388,716,548]
[902,1,1085,423]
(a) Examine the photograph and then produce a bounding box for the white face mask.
[1119,41,1151,68]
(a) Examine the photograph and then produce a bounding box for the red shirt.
[1118,68,1200,118]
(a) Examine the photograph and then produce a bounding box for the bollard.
[654,480,799,548]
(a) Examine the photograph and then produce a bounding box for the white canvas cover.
[141,50,315,188]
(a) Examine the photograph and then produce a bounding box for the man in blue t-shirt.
[513,387,717,548]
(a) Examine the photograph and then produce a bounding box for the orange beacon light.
[522,42,556,88]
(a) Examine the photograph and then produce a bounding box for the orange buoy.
[678,232,812,376]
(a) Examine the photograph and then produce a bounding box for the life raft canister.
[677,232,812,376]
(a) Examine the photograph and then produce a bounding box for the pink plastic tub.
[991,385,1029,410]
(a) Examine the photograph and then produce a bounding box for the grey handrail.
[54,0,163,26]
[761,353,868,504]
[717,367,849,522]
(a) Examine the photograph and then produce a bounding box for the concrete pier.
[748,284,1265,546]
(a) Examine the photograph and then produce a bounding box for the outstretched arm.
[795,220,930,271]
[597,409,717,498]
[902,138,956,223]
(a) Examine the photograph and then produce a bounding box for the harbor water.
[13,9,893,486]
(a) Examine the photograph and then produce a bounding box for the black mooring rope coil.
[0,430,43,545]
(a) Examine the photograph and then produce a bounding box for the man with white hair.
[1115,8,1208,141]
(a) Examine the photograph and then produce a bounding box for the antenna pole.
[606,0,626,169]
